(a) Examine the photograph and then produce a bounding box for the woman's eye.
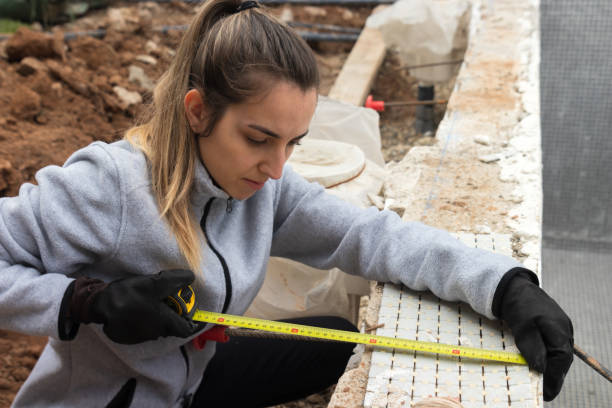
[289,139,302,146]
[247,137,267,145]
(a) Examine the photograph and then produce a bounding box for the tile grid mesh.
[541,0,612,251]
[364,234,541,408]
[541,2,612,405]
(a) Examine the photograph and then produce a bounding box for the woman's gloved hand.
[493,268,574,401]
[62,269,197,344]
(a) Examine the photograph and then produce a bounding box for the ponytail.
[125,0,319,275]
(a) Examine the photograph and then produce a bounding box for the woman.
[0,0,572,406]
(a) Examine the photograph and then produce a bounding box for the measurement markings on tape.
[192,310,527,365]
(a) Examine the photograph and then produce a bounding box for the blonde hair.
[125,0,318,273]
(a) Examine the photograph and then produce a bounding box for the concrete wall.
[329,0,544,406]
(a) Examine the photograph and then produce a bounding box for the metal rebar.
[385,99,448,107]
[393,59,464,72]
[573,344,612,383]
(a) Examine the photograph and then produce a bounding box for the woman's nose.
[259,149,287,180]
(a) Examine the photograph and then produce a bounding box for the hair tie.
[236,1,259,12]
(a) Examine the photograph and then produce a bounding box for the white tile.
[439,331,459,345]
[483,368,509,388]
[393,352,415,369]
[413,359,438,374]
[383,283,402,300]
[386,391,411,407]
[455,232,476,246]
[363,391,375,408]
[476,234,495,251]
[400,297,420,311]
[366,374,390,394]
[396,328,418,342]
[507,373,532,387]
[377,327,398,338]
[460,383,485,403]
[492,234,513,256]
[481,336,504,350]
[390,367,414,384]
[397,319,418,332]
[368,361,392,380]
[418,326,439,342]
[371,349,393,366]
[411,380,436,399]
[485,382,509,404]
[379,309,399,321]
[461,362,483,382]
[509,398,537,408]
[508,383,534,402]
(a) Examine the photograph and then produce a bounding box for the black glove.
[60,269,197,344]
[493,268,574,401]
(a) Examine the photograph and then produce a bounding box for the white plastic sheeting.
[309,95,385,167]
[365,0,470,84]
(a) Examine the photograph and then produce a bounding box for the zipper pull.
[226,198,233,213]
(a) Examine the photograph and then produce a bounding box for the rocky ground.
[0,2,453,407]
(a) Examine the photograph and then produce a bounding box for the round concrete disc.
[288,138,366,188]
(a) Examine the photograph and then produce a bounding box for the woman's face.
[192,81,318,200]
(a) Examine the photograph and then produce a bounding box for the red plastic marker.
[365,94,448,112]
[365,95,386,111]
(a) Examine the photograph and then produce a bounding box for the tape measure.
[191,310,527,365]
[168,288,526,365]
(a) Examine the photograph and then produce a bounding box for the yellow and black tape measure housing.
[166,285,196,319]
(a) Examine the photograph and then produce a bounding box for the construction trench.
[0,0,609,407]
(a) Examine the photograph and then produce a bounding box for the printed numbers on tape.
[192,310,527,365]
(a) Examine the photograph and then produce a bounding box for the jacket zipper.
[179,198,233,396]
[202,198,233,313]
[180,345,190,389]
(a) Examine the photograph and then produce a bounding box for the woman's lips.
[244,178,265,190]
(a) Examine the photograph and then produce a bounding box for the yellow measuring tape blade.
[192,310,527,365]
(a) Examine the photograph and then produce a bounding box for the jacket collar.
[190,156,229,208]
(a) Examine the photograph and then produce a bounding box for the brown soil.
[0,2,447,407]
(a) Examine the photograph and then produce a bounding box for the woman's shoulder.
[79,139,146,164]
[65,140,152,188]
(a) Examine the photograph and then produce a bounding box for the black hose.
[288,21,362,34]
[0,25,358,43]
[127,0,394,5]
[260,0,394,4]
[296,30,358,42]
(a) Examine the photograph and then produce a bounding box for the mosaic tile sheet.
[364,234,542,408]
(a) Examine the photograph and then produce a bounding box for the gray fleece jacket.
[0,140,521,407]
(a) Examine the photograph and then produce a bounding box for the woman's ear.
[184,89,208,134]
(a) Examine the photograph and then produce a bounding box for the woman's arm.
[270,165,521,319]
[0,143,123,338]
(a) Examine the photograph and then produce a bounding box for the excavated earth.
[0,2,451,407]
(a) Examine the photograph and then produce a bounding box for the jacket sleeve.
[0,142,124,338]
[270,165,522,319]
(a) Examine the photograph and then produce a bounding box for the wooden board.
[327,26,386,106]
